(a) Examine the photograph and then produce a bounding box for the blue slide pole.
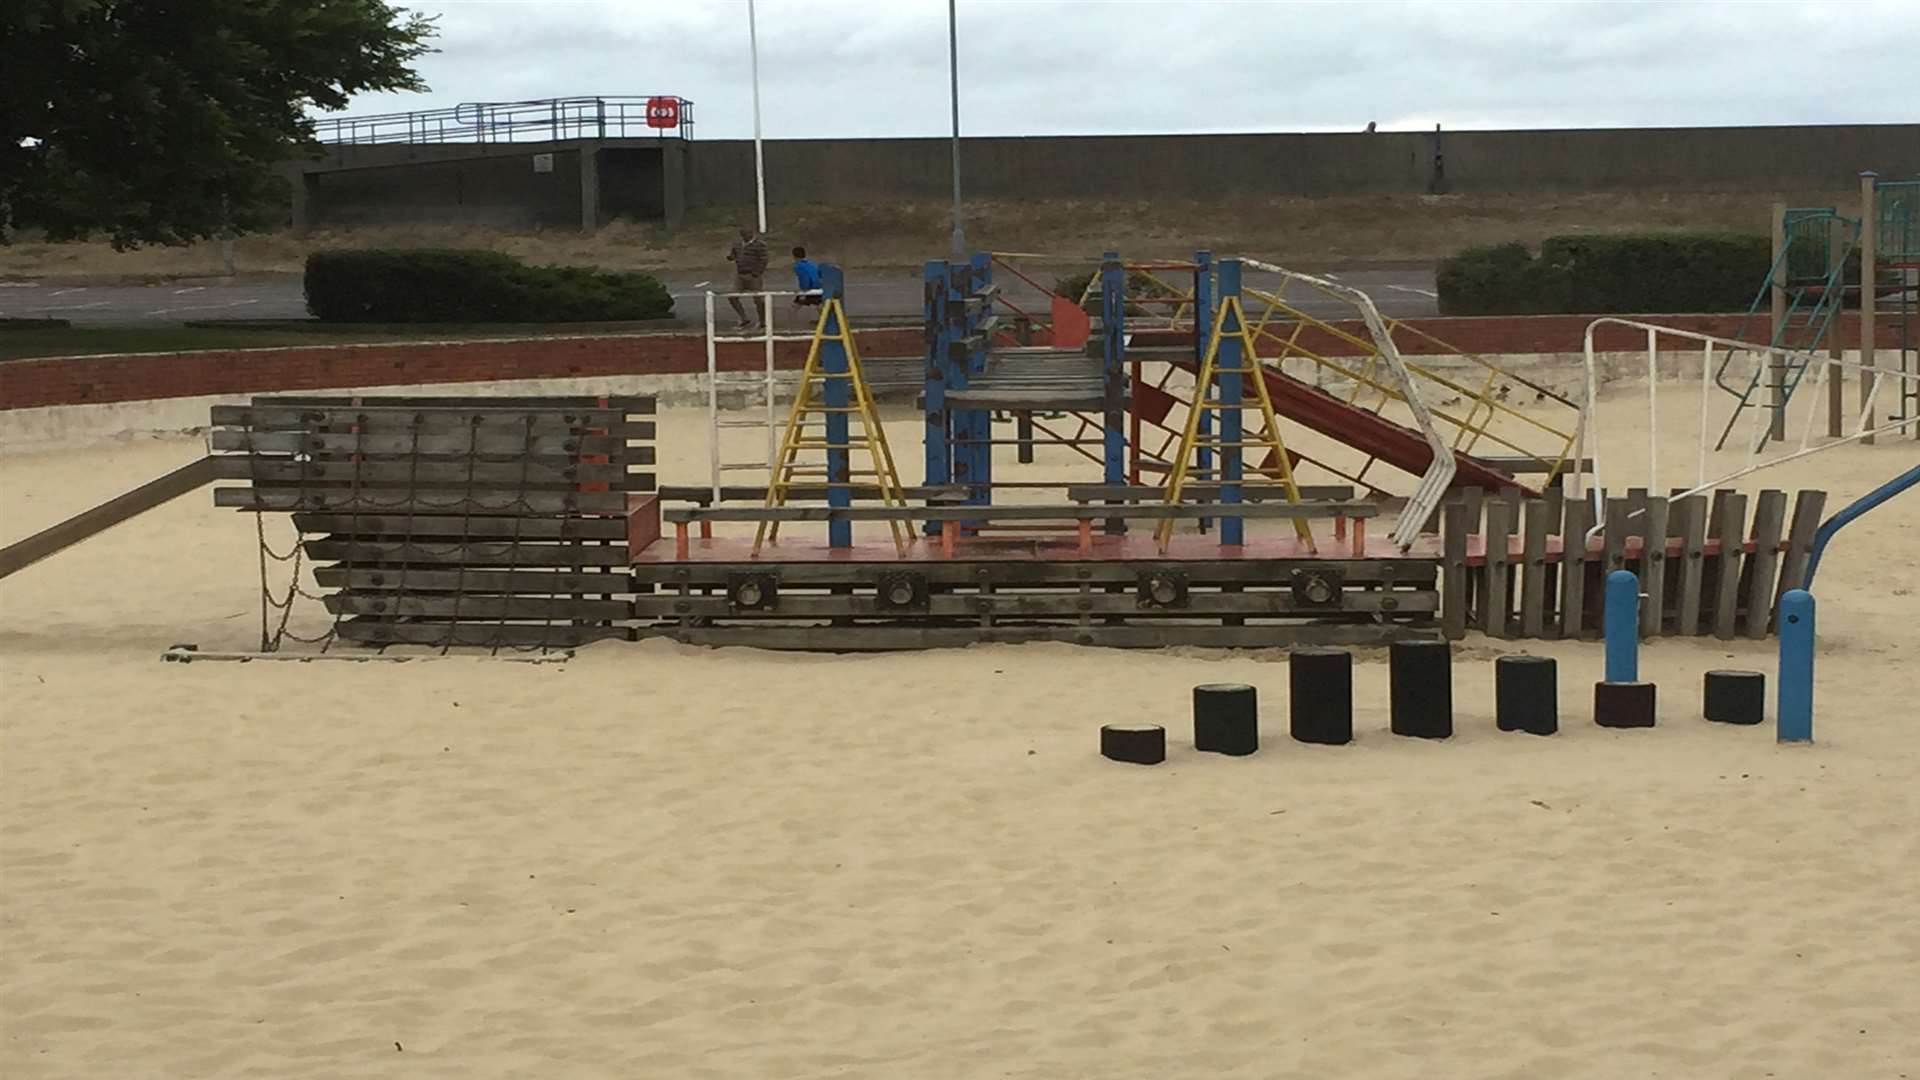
[1603,569,1639,683]
[1777,589,1815,743]
[1802,463,1920,591]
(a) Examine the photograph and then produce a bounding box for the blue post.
[1803,463,1920,590]
[922,259,950,501]
[1100,251,1127,491]
[1603,569,1639,683]
[965,251,994,503]
[1216,258,1245,546]
[1777,589,1815,743]
[819,264,852,548]
[1192,251,1214,530]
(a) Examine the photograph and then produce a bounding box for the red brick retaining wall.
[2,315,1906,411]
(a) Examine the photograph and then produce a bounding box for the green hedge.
[304,249,674,323]
[1436,233,1771,316]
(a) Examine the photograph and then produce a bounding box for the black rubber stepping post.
[1389,639,1453,739]
[1594,681,1657,728]
[1193,683,1259,756]
[1101,724,1166,765]
[1495,655,1558,735]
[1703,670,1765,725]
[1290,648,1353,745]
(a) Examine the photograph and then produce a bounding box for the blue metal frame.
[960,252,994,503]
[819,265,852,548]
[1215,258,1246,545]
[1802,463,1920,590]
[1100,251,1127,491]
[1192,251,1214,532]
[922,260,950,498]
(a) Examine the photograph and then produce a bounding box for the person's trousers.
[728,273,765,325]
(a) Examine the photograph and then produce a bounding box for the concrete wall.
[682,124,1920,206]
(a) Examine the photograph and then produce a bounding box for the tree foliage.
[1,0,436,247]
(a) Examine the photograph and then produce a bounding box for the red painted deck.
[633,528,1440,565]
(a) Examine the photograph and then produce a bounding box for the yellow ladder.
[755,297,911,555]
[1158,293,1315,552]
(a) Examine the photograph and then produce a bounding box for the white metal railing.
[1579,317,1920,532]
[1242,258,1458,549]
[704,289,821,499]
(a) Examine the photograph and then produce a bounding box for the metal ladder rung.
[719,462,773,471]
[715,419,776,429]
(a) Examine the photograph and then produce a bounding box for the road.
[0,266,1438,328]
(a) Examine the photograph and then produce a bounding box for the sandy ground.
[2,388,1918,1078]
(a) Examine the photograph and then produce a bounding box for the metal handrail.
[311,95,695,145]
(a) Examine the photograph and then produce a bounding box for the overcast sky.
[336,0,1919,138]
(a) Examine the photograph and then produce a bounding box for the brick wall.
[1,316,1906,412]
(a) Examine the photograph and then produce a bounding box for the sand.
[3,387,1919,1079]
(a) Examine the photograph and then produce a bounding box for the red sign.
[645,96,681,129]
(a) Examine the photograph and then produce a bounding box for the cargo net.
[210,396,656,654]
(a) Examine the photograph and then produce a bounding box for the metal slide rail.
[1237,268,1584,488]
[1240,259,1456,549]
[1581,317,1920,517]
[311,95,695,145]
[1801,463,1920,590]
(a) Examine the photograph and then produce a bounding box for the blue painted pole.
[819,264,852,548]
[1100,251,1127,490]
[1216,258,1245,546]
[1192,251,1213,531]
[1603,569,1639,683]
[1777,589,1815,743]
[922,259,949,502]
[965,250,994,504]
[1803,463,1920,590]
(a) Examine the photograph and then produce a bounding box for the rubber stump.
[1703,670,1765,725]
[1389,639,1453,739]
[1495,655,1558,736]
[1290,648,1353,745]
[1100,724,1166,765]
[1594,681,1657,728]
[1193,683,1259,756]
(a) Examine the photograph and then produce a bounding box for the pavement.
[0,266,1438,328]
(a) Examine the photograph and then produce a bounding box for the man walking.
[725,225,770,330]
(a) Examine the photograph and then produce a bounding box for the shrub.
[1437,233,1770,316]
[304,249,674,323]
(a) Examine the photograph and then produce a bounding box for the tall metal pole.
[947,0,964,258]
[748,0,768,235]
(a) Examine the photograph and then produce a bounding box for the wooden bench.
[659,500,1379,558]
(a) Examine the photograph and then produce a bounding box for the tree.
[1,0,436,248]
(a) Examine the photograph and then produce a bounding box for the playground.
[4,178,1920,1075]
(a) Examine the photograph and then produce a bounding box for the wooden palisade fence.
[1438,486,1827,641]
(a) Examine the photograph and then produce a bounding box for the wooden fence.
[1438,487,1827,641]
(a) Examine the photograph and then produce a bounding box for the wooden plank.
[1774,489,1829,598]
[1519,497,1550,638]
[257,394,656,414]
[1482,495,1514,637]
[1559,496,1592,638]
[630,590,1437,620]
[315,566,633,592]
[1440,500,1470,640]
[1602,497,1631,581]
[1639,497,1670,638]
[1712,492,1750,641]
[1742,489,1789,638]
[244,458,654,489]
[1675,495,1709,636]
[634,623,1440,651]
[325,594,632,620]
[293,513,628,541]
[217,488,630,515]
[1461,487,1485,535]
[0,457,222,580]
[1063,483,1357,503]
[303,540,632,567]
[662,500,1379,524]
[628,558,1438,588]
[211,405,643,433]
[334,618,628,648]
[209,429,647,456]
